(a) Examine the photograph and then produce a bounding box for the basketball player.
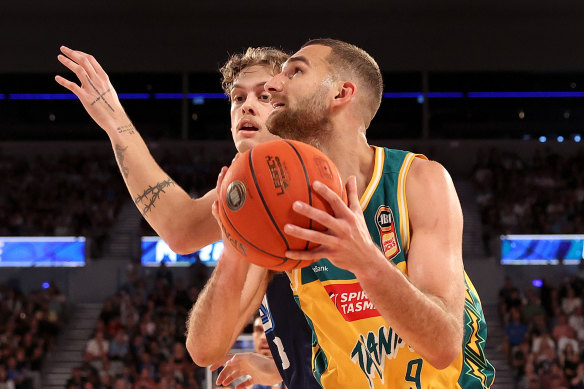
[55,46,319,388]
[200,39,495,388]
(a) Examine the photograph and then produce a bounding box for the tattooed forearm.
[134,178,176,216]
[117,124,135,135]
[85,75,115,112]
[114,144,129,179]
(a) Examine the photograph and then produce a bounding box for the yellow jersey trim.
[359,146,384,210]
[397,153,428,254]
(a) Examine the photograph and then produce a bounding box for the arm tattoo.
[85,75,115,112]
[134,178,176,216]
[117,124,135,135]
[114,144,130,179]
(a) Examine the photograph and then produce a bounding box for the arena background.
[1,1,583,388]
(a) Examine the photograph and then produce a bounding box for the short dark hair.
[302,39,383,127]
[220,47,290,96]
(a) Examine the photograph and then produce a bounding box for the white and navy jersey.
[260,273,322,389]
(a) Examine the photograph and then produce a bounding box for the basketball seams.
[283,140,313,251]
[219,184,290,267]
[248,148,292,252]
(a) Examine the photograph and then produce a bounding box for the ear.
[331,81,356,108]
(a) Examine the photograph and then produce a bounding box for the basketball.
[217,139,347,271]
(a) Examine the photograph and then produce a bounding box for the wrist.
[351,244,388,281]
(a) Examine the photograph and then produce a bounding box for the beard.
[266,85,332,148]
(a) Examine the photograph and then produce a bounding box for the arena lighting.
[0,237,85,267]
[539,136,547,143]
[42,282,50,289]
[557,136,565,142]
[574,135,582,142]
[0,94,5,99]
[9,93,78,99]
[468,91,584,98]
[117,93,150,99]
[532,279,543,288]
[501,234,584,265]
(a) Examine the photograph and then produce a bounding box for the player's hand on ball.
[55,46,127,131]
[284,176,380,274]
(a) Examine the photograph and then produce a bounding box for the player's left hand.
[210,352,283,389]
[284,176,381,274]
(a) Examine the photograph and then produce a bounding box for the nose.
[241,96,257,115]
[265,73,285,94]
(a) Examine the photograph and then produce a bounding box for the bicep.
[405,159,465,315]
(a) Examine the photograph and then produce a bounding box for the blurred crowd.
[0,149,126,257]
[65,262,211,389]
[500,275,584,389]
[0,283,66,389]
[472,149,584,256]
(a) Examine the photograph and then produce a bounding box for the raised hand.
[55,46,128,132]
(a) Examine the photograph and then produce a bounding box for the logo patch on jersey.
[324,282,380,322]
[375,206,401,260]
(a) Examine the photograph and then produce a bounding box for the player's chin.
[235,137,260,153]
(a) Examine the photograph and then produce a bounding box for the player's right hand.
[55,46,127,133]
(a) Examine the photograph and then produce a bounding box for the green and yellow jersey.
[288,147,495,388]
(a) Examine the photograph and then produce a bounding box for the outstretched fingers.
[60,46,99,81]
[54,75,82,95]
[71,48,108,79]
[57,53,89,86]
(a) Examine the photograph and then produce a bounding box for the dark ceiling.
[2,0,584,73]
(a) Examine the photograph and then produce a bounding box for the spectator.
[562,286,582,316]
[505,308,529,361]
[85,330,109,371]
[562,343,579,382]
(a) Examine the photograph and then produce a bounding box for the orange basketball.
[218,139,347,271]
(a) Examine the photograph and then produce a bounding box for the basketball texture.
[218,139,347,271]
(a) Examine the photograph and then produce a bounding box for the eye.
[287,67,303,79]
[232,95,244,103]
[259,94,270,102]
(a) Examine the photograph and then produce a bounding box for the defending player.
[55,46,320,389]
[199,39,496,388]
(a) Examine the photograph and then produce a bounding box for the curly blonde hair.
[220,47,289,96]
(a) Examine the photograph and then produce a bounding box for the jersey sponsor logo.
[375,206,401,260]
[350,325,407,389]
[312,265,328,273]
[324,282,380,322]
[266,155,289,195]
